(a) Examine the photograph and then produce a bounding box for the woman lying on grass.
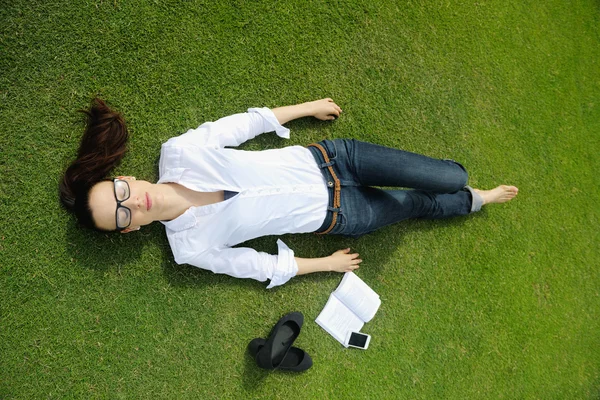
[60,98,518,288]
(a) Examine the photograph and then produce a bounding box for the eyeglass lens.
[114,180,130,201]
[117,207,131,228]
[114,180,131,228]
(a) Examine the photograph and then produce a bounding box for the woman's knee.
[444,159,469,190]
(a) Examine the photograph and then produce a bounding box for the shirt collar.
[161,210,196,232]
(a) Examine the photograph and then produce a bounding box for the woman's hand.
[305,98,343,121]
[327,248,362,273]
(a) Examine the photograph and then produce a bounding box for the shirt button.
[327,181,334,187]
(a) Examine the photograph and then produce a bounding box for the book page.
[315,295,364,346]
[334,272,381,322]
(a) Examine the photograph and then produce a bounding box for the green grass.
[1,0,599,398]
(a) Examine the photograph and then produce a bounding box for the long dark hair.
[60,98,128,230]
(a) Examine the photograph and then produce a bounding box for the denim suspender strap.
[307,143,341,235]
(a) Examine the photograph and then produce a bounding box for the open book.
[315,272,381,347]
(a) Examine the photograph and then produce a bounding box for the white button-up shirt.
[158,108,329,288]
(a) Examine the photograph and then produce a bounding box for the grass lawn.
[1,0,599,398]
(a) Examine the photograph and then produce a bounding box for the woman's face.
[88,176,160,232]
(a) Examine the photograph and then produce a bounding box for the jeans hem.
[464,186,483,212]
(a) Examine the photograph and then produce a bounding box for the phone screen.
[348,332,368,348]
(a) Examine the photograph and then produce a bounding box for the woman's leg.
[338,186,477,237]
[313,139,517,237]
[333,139,469,193]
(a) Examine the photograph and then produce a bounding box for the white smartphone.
[345,331,371,349]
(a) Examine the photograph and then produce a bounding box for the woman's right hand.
[305,98,343,121]
[327,248,362,273]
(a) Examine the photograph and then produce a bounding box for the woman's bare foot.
[473,185,518,206]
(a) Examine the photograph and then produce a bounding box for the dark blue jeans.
[308,139,475,238]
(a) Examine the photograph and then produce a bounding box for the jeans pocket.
[319,139,338,160]
[327,211,346,235]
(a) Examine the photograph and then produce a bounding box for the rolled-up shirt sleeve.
[180,239,298,288]
[172,107,290,148]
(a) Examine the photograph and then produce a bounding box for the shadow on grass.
[241,349,270,390]
[65,219,147,274]
[241,356,313,391]
[155,210,479,292]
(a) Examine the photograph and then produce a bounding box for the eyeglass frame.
[113,178,132,231]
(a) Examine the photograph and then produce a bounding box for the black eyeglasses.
[113,178,132,231]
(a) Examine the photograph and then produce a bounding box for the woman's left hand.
[305,98,343,121]
[327,248,362,273]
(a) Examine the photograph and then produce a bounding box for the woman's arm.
[272,98,343,125]
[295,248,362,275]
